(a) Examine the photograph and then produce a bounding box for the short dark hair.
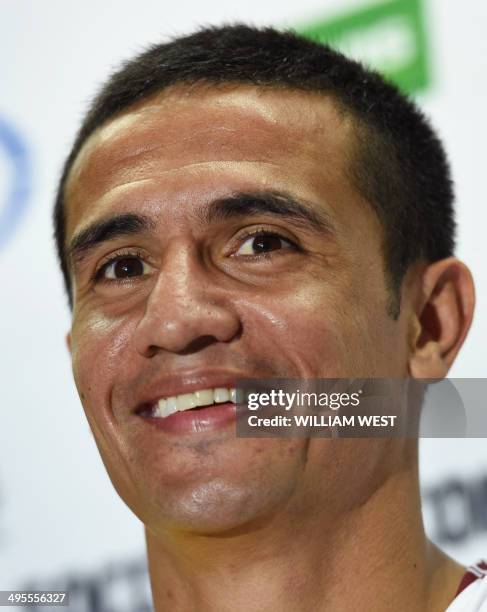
[53,23,455,315]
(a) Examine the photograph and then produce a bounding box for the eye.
[234,232,296,256]
[95,253,151,282]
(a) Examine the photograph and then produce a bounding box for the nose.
[134,242,241,357]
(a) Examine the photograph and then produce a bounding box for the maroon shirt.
[456,562,487,597]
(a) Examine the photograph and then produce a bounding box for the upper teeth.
[154,387,236,418]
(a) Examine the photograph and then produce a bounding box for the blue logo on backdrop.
[0,117,31,248]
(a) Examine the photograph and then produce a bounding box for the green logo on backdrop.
[296,0,429,94]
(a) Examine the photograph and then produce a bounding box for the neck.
[146,467,464,612]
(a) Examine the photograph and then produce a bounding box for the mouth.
[137,386,237,418]
[135,385,238,434]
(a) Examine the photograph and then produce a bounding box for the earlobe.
[408,258,475,378]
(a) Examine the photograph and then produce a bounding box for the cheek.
[235,280,353,377]
[70,312,136,415]
[235,269,398,378]
[69,312,144,502]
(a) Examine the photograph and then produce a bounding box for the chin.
[141,478,288,536]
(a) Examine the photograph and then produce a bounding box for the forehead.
[64,85,357,239]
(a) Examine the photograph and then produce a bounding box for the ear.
[65,332,72,355]
[408,258,475,377]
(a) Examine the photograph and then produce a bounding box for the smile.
[147,387,237,419]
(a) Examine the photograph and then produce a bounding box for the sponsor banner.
[296,0,429,93]
[19,559,152,612]
[424,473,487,546]
[0,117,31,248]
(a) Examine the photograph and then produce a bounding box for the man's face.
[65,86,413,533]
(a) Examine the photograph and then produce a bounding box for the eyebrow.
[67,212,157,270]
[201,191,335,234]
[66,190,334,271]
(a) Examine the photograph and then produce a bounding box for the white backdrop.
[1,0,486,608]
